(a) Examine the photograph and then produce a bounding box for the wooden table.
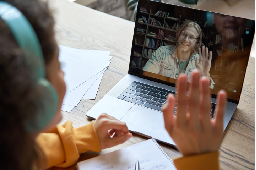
[49,0,255,169]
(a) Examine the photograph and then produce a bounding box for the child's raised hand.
[94,113,132,149]
[162,70,227,156]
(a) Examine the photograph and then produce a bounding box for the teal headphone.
[0,1,59,132]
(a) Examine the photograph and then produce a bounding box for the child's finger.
[105,114,119,121]
[112,130,124,137]
[176,74,188,126]
[215,90,227,132]
[109,129,116,136]
[189,71,200,128]
[109,129,124,137]
[98,113,118,121]
[162,94,175,135]
[103,120,129,133]
[110,132,132,146]
[200,77,211,128]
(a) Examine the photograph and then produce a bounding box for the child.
[0,0,227,169]
[0,0,131,169]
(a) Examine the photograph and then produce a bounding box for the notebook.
[77,139,176,170]
[87,0,255,146]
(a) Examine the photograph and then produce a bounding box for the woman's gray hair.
[176,21,202,55]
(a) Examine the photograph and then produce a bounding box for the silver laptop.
[87,0,255,146]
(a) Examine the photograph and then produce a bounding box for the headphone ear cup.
[26,79,59,132]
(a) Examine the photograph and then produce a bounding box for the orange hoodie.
[37,121,219,169]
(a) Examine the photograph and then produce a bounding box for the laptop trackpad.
[121,105,175,146]
[86,95,134,120]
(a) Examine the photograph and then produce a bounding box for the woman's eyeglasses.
[180,33,198,42]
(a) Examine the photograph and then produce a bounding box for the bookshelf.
[131,9,179,70]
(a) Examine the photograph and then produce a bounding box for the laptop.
[87,0,255,146]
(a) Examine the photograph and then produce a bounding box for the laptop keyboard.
[117,81,216,118]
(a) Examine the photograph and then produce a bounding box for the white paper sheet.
[86,95,134,120]
[62,68,107,112]
[59,45,112,112]
[121,105,175,145]
[59,45,111,93]
[77,139,176,170]
[82,70,104,99]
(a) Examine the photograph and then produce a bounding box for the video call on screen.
[129,0,255,101]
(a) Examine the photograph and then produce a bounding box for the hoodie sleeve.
[173,151,220,170]
[36,120,101,168]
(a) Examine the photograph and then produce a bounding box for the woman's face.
[214,14,246,41]
[177,26,199,53]
[40,40,66,132]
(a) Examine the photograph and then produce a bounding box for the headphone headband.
[0,1,45,80]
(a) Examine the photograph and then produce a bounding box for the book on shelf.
[151,18,157,26]
[155,11,162,16]
[142,49,155,59]
[151,39,155,48]
[172,23,176,30]
[138,18,144,23]
[145,38,149,46]
[151,18,163,27]
[158,29,164,39]
[143,48,148,58]
[136,28,145,34]
[145,38,156,48]
[155,11,166,17]
[157,21,162,27]
[147,32,157,38]
[166,16,179,21]
[164,35,176,42]
[140,7,147,13]
[142,16,147,23]
[134,51,142,57]
[165,21,170,29]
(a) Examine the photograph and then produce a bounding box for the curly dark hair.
[0,0,56,169]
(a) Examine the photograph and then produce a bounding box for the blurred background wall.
[70,0,255,57]
[72,0,254,22]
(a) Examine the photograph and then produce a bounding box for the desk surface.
[49,0,255,169]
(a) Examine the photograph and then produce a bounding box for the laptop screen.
[128,0,255,103]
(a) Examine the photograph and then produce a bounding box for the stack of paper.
[77,139,176,170]
[59,45,112,112]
